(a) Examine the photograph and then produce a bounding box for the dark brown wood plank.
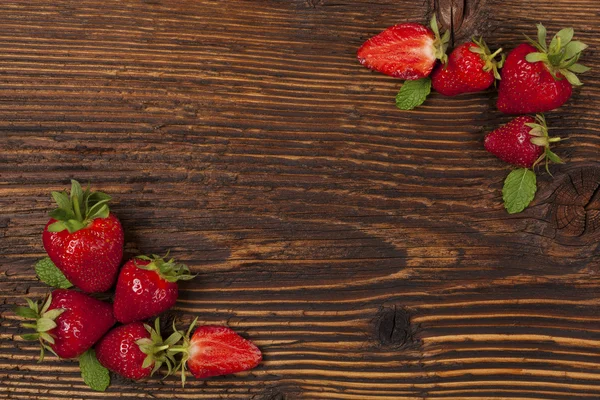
[1,0,600,399]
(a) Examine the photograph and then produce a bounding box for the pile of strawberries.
[14,181,262,391]
[357,18,589,213]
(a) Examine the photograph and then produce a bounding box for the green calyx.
[47,180,112,234]
[14,293,65,362]
[135,254,195,283]
[470,37,505,80]
[430,16,450,65]
[135,318,182,377]
[526,114,564,174]
[525,23,590,86]
[166,317,199,387]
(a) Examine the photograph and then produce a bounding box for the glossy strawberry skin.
[497,44,572,114]
[42,213,124,293]
[432,42,495,96]
[357,23,436,80]
[96,322,152,380]
[113,259,178,324]
[187,325,262,379]
[47,289,115,359]
[484,116,543,168]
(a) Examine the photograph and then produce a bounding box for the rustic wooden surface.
[1,0,599,399]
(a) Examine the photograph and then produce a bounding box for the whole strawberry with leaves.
[431,37,504,96]
[357,16,449,80]
[484,114,562,170]
[497,23,589,114]
[42,180,124,293]
[113,254,194,324]
[170,318,262,385]
[96,319,180,380]
[14,289,115,360]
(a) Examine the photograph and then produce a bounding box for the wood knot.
[431,0,487,44]
[374,306,414,347]
[546,164,600,244]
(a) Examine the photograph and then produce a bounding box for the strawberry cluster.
[14,181,262,391]
[358,20,589,213]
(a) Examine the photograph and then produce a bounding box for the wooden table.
[1,1,599,399]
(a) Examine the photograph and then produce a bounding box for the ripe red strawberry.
[15,289,115,360]
[497,24,589,114]
[96,319,179,380]
[431,38,504,96]
[172,319,262,385]
[113,255,194,324]
[42,180,124,293]
[484,114,563,169]
[357,17,449,80]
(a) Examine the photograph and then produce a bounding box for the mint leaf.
[35,257,73,289]
[79,349,110,392]
[395,78,431,110]
[502,168,537,214]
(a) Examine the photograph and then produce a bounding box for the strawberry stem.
[525,23,589,86]
[47,180,112,234]
[430,16,450,65]
[134,254,195,283]
[14,293,65,362]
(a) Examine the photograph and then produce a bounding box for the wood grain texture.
[1,0,599,399]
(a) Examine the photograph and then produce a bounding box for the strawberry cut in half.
[357,16,449,80]
[95,319,180,380]
[484,114,563,170]
[169,318,262,386]
[14,289,115,360]
[431,37,504,96]
[113,254,195,324]
[497,24,589,114]
[42,180,124,293]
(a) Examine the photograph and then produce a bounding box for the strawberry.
[431,38,504,96]
[95,319,180,380]
[357,16,449,80]
[113,255,194,324]
[171,319,262,385]
[484,114,563,169]
[42,180,124,293]
[497,24,589,114]
[14,289,115,360]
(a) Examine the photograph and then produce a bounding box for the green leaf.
[569,63,591,74]
[553,27,574,47]
[70,180,84,205]
[42,308,65,320]
[36,318,57,332]
[20,333,40,341]
[525,52,547,63]
[48,209,74,221]
[546,149,564,164]
[35,257,73,289]
[14,306,38,319]
[502,169,537,214]
[51,192,72,213]
[79,349,110,392]
[561,70,582,86]
[536,23,547,50]
[395,78,431,110]
[563,41,587,60]
[47,221,67,233]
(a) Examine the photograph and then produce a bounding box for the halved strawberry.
[170,318,262,385]
[357,17,449,80]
